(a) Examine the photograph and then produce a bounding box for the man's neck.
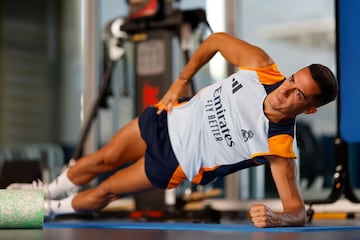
[263,99,294,124]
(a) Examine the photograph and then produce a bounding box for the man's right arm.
[157,32,274,113]
[179,32,273,81]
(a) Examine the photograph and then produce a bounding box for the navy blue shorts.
[138,107,180,189]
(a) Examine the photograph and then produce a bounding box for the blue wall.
[338,1,360,142]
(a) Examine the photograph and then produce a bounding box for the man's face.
[267,67,322,117]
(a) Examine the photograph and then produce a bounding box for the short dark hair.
[308,64,338,107]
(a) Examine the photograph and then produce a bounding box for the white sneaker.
[7,179,47,190]
[43,199,55,221]
[7,178,80,200]
[7,180,49,197]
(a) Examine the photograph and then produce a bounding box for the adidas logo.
[232,78,243,94]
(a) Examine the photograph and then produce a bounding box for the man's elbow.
[290,207,307,227]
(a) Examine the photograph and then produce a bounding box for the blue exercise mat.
[338,1,360,142]
[44,221,360,232]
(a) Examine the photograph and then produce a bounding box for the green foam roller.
[0,190,44,228]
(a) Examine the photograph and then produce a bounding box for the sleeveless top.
[167,64,296,184]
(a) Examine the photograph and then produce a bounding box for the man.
[8,32,338,228]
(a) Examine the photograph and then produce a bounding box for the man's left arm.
[249,156,306,227]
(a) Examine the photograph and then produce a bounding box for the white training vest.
[167,69,272,181]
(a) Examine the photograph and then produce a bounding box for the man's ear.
[303,106,317,114]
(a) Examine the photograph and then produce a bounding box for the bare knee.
[97,148,125,171]
[73,186,118,212]
[82,152,114,173]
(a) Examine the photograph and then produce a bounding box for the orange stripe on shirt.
[251,134,297,159]
[239,64,285,85]
[268,134,297,158]
[191,166,220,185]
[167,165,187,189]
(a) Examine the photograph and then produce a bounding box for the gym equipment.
[71,0,212,159]
[0,190,44,228]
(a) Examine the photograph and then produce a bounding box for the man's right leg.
[46,156,154,215]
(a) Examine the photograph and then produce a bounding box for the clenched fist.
[249,203,281,228]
